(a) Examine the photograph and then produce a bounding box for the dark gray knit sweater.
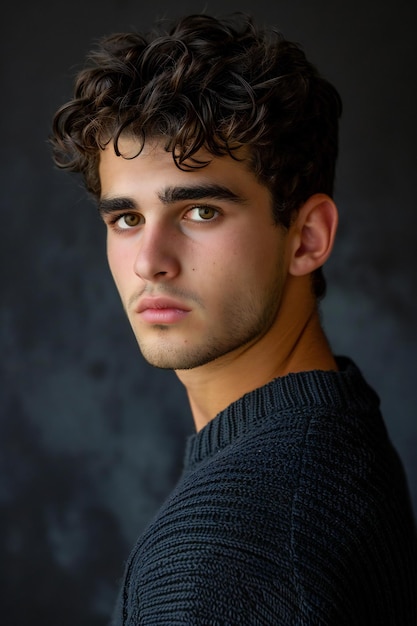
[112,357,417,625]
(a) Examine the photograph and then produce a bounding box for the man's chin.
[137,344,188,370]
[138,342,221,371]
[141,353,203,371]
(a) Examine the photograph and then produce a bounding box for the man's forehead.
[97,140,275,216]
[99,132,252,169]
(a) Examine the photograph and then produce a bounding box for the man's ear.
[288,194,338,277]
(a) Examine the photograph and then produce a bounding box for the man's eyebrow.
[98,184,246,217]
[98,196,137,217]
[158,184,246,204]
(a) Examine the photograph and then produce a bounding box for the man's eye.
[116,213,141,229]
[187,206,219,222]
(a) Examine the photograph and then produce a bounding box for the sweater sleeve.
[113,429,311,625]
[290,408,417,626]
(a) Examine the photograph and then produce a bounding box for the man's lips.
[136,297,191,324]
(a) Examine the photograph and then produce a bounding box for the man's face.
[99,138,291,371]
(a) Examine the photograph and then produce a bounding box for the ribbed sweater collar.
[183,357,379,471]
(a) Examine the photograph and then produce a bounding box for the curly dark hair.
[50,12,342,297]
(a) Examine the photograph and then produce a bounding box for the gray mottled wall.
[1,0,416,624]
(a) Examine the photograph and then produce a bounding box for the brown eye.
[116,213,142,229]
[187,206,219,222]
[199,207,216,220]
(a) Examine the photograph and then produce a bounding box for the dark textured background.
[1,0,416,624]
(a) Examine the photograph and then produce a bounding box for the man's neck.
[176,276,337,431]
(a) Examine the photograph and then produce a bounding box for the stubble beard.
[130,274,285,371]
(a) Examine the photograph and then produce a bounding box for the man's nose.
[133,222,181,281]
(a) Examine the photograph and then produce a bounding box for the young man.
[51,13,417,625]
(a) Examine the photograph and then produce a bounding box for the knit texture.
[111,358,417,625]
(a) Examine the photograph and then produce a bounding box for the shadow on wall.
[0,394,126,626]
